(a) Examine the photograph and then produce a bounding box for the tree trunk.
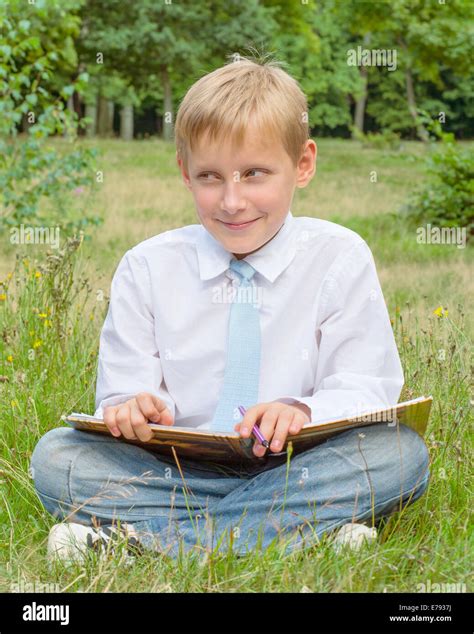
[405,67,429,142]
[399,37,429,142]
[107,101,114,135]
[120,104,134,141]
[353,33,371,136]
[21,113,33,133]
[162,68,173,141]
[97,93,108,136]
[62,95,75,137]
[85,99,97,137]
[97,93,114,137]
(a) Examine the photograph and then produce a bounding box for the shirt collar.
[196,210,297,283]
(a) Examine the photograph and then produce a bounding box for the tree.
[77,0,277,140]
[0,0,99,234]
[355,0,473,139]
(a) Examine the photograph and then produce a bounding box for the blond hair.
[174,53,309,171]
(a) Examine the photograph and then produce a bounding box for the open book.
[62,396,433,464]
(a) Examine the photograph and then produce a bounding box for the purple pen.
[238,405,269,448]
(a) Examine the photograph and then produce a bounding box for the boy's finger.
[115,403,136,440]
[256,410,280,451]
[239,403,266,438]
[136,392,162,423]
[150,394,174,426]
[270,413,296,453]
[253,443,267,458]
[129,400,153,442]
[103,406,121,437]
[157,406,174,426]
[289,415,305,435]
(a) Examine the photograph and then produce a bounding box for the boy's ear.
[296,139,317,189]
[176,151,192,191]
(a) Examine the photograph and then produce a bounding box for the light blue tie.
[209,258,261,431]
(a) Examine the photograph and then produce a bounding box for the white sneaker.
[47,522,144,567]
[332,522,378,552]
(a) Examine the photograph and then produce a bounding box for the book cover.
[62,396,433,464]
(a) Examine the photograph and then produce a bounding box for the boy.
[31,56,430,565]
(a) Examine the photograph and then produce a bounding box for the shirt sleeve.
[94,249,176,419]
[274,239,404,423]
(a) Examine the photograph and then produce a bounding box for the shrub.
[399,142,474,240]
[351,126,402,150]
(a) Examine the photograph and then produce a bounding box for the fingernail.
[290,425,298,433]
[112,428,120,437]
[272,440,282,450]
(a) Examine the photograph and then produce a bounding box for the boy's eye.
[246,169,266,178]
[197,169,266,180]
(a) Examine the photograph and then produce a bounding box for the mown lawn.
[0,138,472,593]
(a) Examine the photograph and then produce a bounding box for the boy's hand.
[103,392,174,442]
[234,401,311,458]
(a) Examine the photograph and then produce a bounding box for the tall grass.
[0,139,472,593]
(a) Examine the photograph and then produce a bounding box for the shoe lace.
[86,526,144,557]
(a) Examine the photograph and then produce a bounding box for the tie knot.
[229,259,256,283]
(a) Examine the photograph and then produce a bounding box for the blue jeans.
[30,422,430,558]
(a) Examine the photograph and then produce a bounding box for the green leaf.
[19,20,31,33]
[61,85,75,98]
[0,45,12,58]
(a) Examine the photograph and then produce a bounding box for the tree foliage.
[0,0,100,234]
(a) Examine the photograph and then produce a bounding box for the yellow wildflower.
[38,313,48,319]
[11,400,18,408]
[34,271,42,278]
[33,340,42,348]
[29,330,35,336]
[433,306,448,318]
[0,293,6,301]
[7,355,13,362]
[23,258,29,268]
[7,273,12,279]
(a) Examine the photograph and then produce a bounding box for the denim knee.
[375,424,430,514]
[397,424,431,488]
[30,427,82,507]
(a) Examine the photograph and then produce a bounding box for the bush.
[351,126,402,150]
[399,141,474,240]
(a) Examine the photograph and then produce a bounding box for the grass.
[0,138,472,593]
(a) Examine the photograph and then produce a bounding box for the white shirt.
[94,210,404,428]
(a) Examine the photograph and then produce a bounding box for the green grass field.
[0,138,472,593]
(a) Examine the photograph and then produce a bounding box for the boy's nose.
[221,183,247,214]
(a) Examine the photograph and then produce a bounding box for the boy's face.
[177,125,316,259]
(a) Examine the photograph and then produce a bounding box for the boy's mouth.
[220,218,260,231]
